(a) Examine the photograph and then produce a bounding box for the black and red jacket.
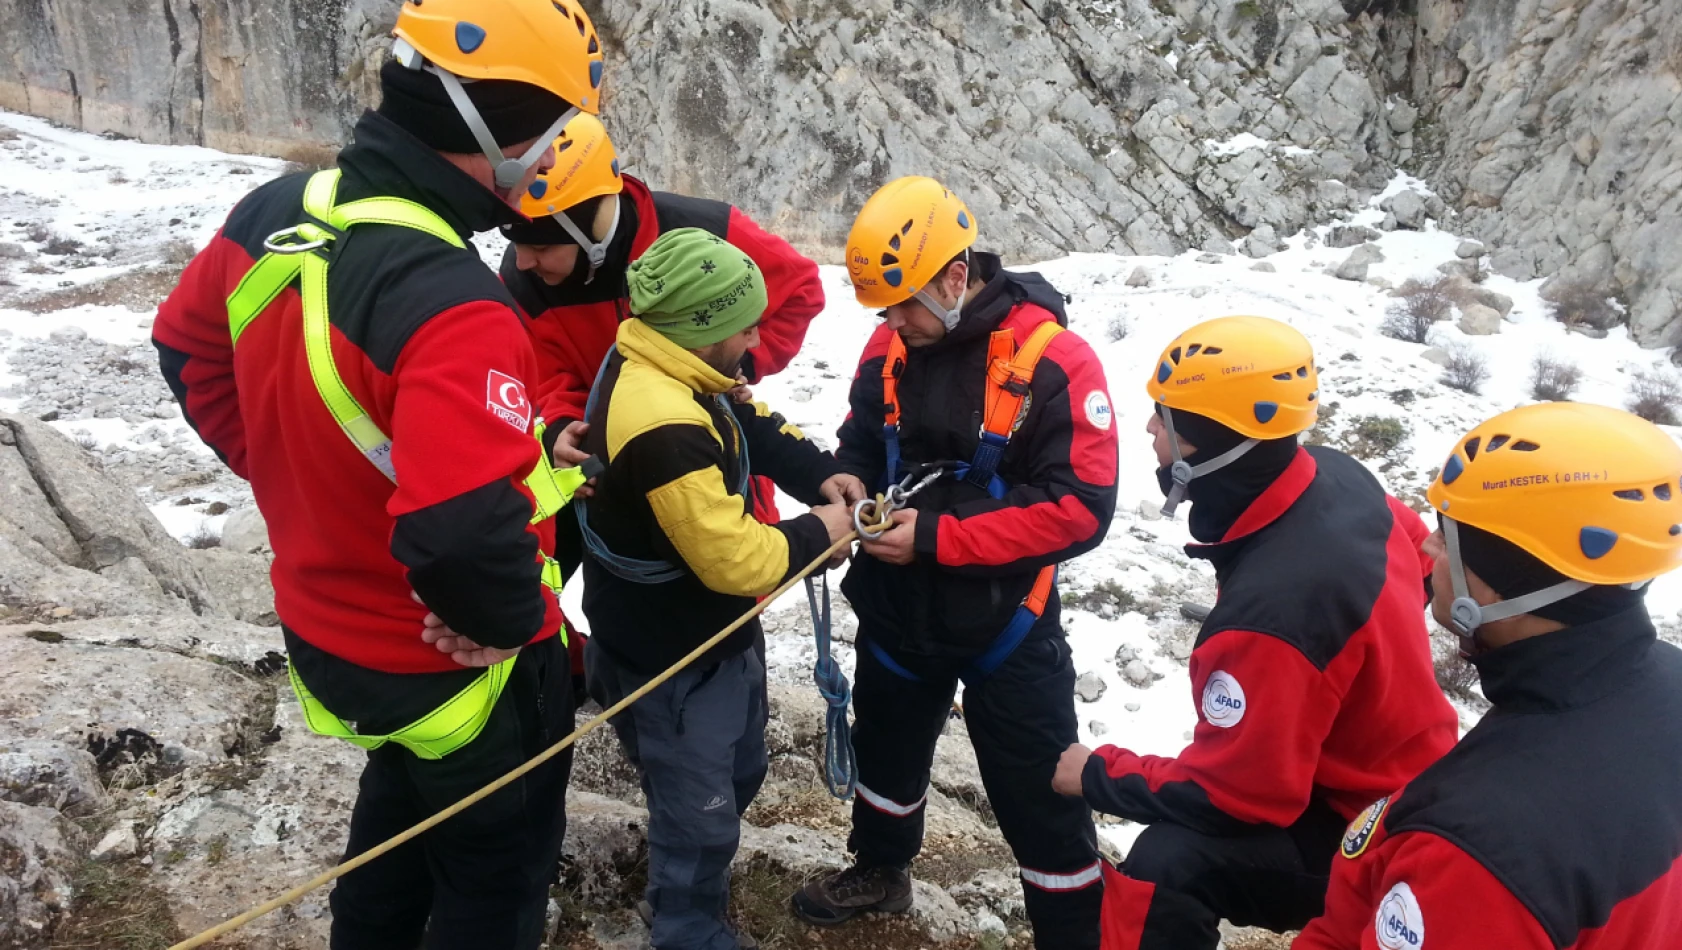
[834,254,1118,657]
[1081,447,1457,831]
[500,175,822,491]
[153,111,560,676]
[1296,608,1682,950]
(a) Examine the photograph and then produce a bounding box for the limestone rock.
[1336,244,1385,282]
[1437,259,1481,281]
[1420,348,1452,367]
[220,506,271,556]
[0,737,107,816]
[0,625,270,774]
[1075,671,1107,703]
[1122,659,1156,688]
[1456,240,1487,259]
[187,548,278,626]
[1251,262,1278,273]
[1137,500,1163,521]
[1382,190,1429,230]
[1243,224,1282,258]
[1458,303,1503,336]
[0,801,80,948]
[909,878,969,943]
[1327,225,1382,249]
[90,819,140,860]
[0,412,216,618]
[1126,267,1153,288]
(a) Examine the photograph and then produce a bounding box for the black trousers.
[327,635,574,950]
[1113,801,1346,949]
[850,633,1103,950]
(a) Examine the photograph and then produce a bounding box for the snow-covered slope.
[5,108,1681,861]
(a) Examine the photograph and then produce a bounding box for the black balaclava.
[1157,407,1299,543]
[376,61,572,155]
[1449,518,1647,627]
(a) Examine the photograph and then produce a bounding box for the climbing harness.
[571,348,753,584]
[224,168,591,759]
[868,320,1065,684]
[167,529,862,950]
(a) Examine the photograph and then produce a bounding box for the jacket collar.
[1471,607,1658,713]
[335,110,524,237]
[1185,447,1317,567]
[616,318,735,396]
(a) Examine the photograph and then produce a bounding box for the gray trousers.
[585,641,768,950]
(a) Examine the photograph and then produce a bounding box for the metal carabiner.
[853,496,891,540]
[262,226,330,256]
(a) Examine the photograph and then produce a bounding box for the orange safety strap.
[1025,564,1056,616]
[882,333,907,426]
[981,322,1064,441]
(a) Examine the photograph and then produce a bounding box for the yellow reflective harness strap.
[225,169,579,759]
[287,657,516,761]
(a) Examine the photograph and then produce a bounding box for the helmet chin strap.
[912,249,971,331]
[427,65,578,194]
[551,195,621,284]
[1440,517,1592,651]
[1158,405,1260,519]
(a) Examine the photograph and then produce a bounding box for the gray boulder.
[1126,267,1153,288]
[0,801,80,948]
[1458,303,1504,336]
[1075,671,1108,703]
[1251,262,1278,273]
[1243,224,1283,258]
[1437,259,1482,281]
[1336,244,1386,282]
[220,506,271,556]
[187,548,278,626]
[1382,190,1429,230]
[1327,225,1382,249]
[0,738,107,816]
[1456,240,1487,259]
[0,412,216,619]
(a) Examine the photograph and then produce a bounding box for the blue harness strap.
[806,573,858,798]
[575,346,752,585]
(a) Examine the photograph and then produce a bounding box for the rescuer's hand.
[860,508,917,565]
[552,421,595,498]
[420,610,521,668]
[819,473,869,507]
[1053,743,1094,797]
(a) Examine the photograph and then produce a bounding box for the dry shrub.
[1543,281,1622,330]
[1381,278,1454,344]
[1529,352,1582,401]
[1439,342,1490,395]
[1627,368,1682,425]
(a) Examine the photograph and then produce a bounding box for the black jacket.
[835,255,1118,658]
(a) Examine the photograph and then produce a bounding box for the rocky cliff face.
[1403,0,1682,344]
[0,0,1676,339]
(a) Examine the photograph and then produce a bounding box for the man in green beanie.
[576,229,862,950]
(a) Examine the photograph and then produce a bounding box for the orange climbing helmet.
[1428,402,1682,638]
[1147,316,1319,517]
[512,114,624,281]
[390,0,606,190]
[846,177,978,323]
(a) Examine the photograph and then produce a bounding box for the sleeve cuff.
[913,510,942,563]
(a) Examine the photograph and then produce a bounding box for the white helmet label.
[1085,390,1113,430]
[1200,670,1246,728]
[1376,882,1425,949]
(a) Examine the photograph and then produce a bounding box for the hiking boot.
[637,898,758,949]
[790,864,914,925]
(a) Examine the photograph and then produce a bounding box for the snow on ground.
[6,108,1682,855]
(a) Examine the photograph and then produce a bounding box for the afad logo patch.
[1200,670,1245,728]
[486,370,532,432]
[1341,796,1390,859]
[1084,390,1113,431]
[1376,881,1425,949]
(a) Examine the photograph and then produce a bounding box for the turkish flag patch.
[486,370,532,432]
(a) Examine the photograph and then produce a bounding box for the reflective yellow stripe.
[288,657,516,761]
[227,254,304,347]
[328,196,465,246]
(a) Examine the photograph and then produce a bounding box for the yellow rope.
[168,523,873,950]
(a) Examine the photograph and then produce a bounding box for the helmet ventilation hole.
[1485,434,1511,451]
[1202,346,1223,355]
[1464,436,1481,460]
[880,252,899,266]
[1656,484,1673,501]
[588,35,599,54]
[1186,344,1202,357]
[1297,366,1309,377]
[1614,489,1646,502]
[888,234,901,251]
[1511,440,1541,452]
[575,12,587,34]
[900,219,914,235]
[1272,372,1293,381]
[1170,347,1183,364]
[1671,525,1681,536]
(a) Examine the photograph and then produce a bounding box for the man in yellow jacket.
[576,228,861,949]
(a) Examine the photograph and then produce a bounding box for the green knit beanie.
[627,228,768,349]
